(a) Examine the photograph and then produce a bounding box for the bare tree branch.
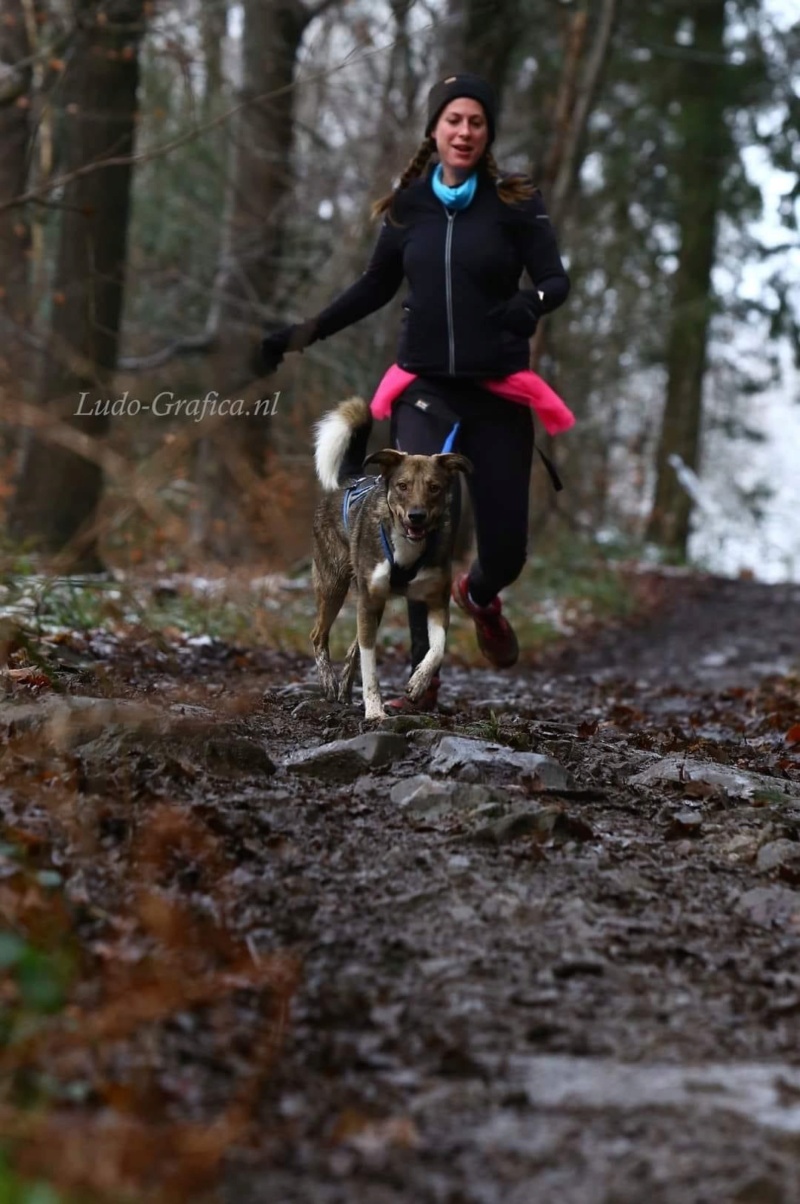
[550,0,618,224]
[0,8,413,218]
[117,327,217,372]
[0,392,174,530]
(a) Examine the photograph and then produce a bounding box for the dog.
[310,397,471,720]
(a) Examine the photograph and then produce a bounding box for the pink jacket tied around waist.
[369,364,575,436]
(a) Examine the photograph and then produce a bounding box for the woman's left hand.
[499,292,543,338]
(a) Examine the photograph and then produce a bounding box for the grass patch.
[450,530,641,663]
[0,1156,68,1204]
[0,530,645,666]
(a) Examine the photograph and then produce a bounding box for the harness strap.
[398,391,564,492]
[440,421,460,453]
[382,524,441,589]
[379,523,394,564]
[342,421,460,587]
[342,476,380,533]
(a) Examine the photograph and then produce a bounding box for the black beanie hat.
[425,72,497,145]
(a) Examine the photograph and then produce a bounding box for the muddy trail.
[2,573,800,1203]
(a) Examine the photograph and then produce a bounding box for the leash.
[536,446,563,491]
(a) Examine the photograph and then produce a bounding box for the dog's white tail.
[313,396,371,491]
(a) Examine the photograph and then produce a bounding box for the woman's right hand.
[260,325,296,373]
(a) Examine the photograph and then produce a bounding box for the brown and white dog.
[311,397,471,720]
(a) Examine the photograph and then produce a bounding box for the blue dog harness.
[342,476,395,562]
[342,420,460,588]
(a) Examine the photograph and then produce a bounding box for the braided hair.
[372,140,537,222]
[483,150,538,205]
[371,138,435,221]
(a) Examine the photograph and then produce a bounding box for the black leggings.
[390,378,534,670]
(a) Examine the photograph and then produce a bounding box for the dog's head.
[363,449,472,543]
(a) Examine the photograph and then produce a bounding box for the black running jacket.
[309,169,570,378]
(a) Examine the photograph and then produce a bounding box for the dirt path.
[220,575,800,1204]
[3,574,800,1202]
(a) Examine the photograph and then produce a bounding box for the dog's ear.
[363,448,407,476]
[434,452,473,476]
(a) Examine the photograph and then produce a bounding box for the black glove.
[501,291,544,338]
[259,325,296,374]
[259,319,318,374]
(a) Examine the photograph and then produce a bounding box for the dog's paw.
[406,669,432,702]
[363,705,387,722]
[317,670,337,701]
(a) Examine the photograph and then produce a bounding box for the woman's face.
[432,97,489,184]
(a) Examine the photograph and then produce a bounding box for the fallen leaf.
[7,668,53,689]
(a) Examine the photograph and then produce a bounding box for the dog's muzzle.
[403,509,429,542]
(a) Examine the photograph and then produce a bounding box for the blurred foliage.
[2,0,798,565]
[0,523,649,668]
[0,1155,66,1204]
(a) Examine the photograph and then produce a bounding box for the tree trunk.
[438,0,524,104]
[9,0,145,568]
[0,0,33,390]
[646,0,729,555]
[193,0,337,558]
[525,0,618,529]
[530,0,618,368]
[200,0,227,121]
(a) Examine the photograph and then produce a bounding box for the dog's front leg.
[311,562,350,702]
[338,637,359,703]
[406,605,448,701]
[357,597,386,720]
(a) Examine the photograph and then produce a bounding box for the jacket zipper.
[444,211,456,374]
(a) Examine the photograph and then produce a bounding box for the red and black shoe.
[452,572,519,668]
[384,675,441,713]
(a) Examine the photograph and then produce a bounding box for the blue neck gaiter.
[431,163,478,210]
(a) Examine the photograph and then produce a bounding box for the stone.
[473,805,594,846]
[665,809,704,839]
[389,774,509,818]
[78,724,275,785]
[0,696,276,782]
[406,728,453,749]
[736,886,800,928]
[283,732,408,783]
[631,755,800,803]
[472,806,552,845]
[719,832,761,863]
[429,736,573,790]
[757,840,800,873]
[490,1054,800,1134]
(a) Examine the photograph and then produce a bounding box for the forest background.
[0,0,798,587]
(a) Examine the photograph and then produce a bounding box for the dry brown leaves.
[0,712,299,1203]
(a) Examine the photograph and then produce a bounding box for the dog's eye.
[428,483,442,495]
[396,481,409,492]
